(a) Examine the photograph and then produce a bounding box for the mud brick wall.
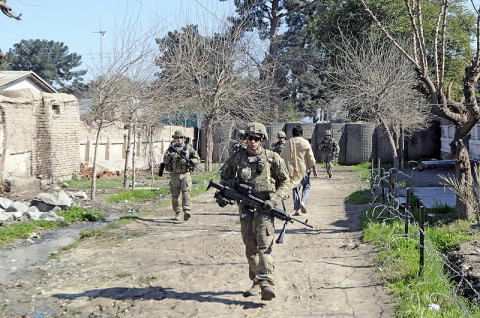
[41,93,80,179]
[0,90,80,183]
[79,123,194,172]
[0,92,37,179]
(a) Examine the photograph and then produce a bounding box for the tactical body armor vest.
[166,144,195,174]
[233,149,277,195]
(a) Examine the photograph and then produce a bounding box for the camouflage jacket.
[163,144,200,174]
[319,138,339,156]
[231,140,247,152]
[220,148,289,204]
[271,141,286,155]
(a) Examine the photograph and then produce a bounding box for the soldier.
[215,122,289,301]
[319,130,339,178]
[271,131,287,154]
[231,129,247,152]
[163,128,200,221]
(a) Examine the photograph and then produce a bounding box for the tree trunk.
[123,120,132,188]
[148,125,154,187]
[377,114,398,169]
[90,117,103,200]
[451,133,474,219]
[400,125,404,169]
[131,124,137,189]
[205,117,214,172]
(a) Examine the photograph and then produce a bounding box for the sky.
[0,0,236,73]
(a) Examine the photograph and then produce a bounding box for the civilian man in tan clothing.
[280,125,317,215]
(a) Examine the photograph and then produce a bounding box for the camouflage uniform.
[163,129,200,220]
[231,129,247,153]
[319,130,339,178]
[219,122,289,299]
[271,131,286,154]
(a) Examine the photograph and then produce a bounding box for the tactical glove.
[262,199,276,212]
[215,191,231,207]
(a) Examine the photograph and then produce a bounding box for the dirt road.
[0,166,394,317]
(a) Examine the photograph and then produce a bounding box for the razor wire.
[359,162,480,317]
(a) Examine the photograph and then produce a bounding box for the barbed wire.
[360,163,480,316]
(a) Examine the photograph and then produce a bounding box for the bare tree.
[84,4,164,198]
[360,0,479,220]
[155,21,272,171]
[329,31,431,169]
[82,79,121,200]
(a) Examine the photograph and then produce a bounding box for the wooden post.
[370,158,375,192]
[390,176,395,224]
[405,188,410,235]
[419,205,425,276]
[381,168,385,205]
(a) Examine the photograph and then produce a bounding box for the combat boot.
[261,286,276,300]
[243,282,261,297]
[174,212,181,221]
[184,211,191,221]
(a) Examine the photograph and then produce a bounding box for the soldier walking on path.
[215,122,290,301]
[319,130,339,178]
[163,128,200,221]
[271,131,287,154]
[280,125,317,215]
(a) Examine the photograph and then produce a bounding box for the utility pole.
[92,19,107,63]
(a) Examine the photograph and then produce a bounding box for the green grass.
[346,189,372,204]
[0,206,104,247]
[63,177,124,189]
[108,188,169,203]
[0,220,59,247]
[361,205,480,317]
[58,206,104,222]
[352,162,373,180]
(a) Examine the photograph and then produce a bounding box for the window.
[52,104,60,114]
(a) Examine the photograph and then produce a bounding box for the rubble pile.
[0,190,89,225]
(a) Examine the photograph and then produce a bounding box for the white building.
[440,119,480,160]
[0,71,57,93]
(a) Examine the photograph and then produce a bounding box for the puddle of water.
[0,215,119,282]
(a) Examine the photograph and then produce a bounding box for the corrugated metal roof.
[0,70,57,93]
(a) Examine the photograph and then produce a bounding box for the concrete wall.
[440,119,479,160]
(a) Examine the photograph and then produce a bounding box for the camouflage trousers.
[325,153,336,175]
[240,204,275,288]
[169,172,192,213]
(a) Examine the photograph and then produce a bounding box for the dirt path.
[0,166,394,317]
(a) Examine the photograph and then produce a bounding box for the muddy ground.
[0,166,396,317]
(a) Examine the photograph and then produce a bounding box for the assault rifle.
[160,137,201,175]
[207,180,313,243]
[167,144,201,172]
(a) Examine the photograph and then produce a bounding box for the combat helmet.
[325,130,332,136]
[245,122,268,141]
[172,128,186,138]
[277,131,286,138]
